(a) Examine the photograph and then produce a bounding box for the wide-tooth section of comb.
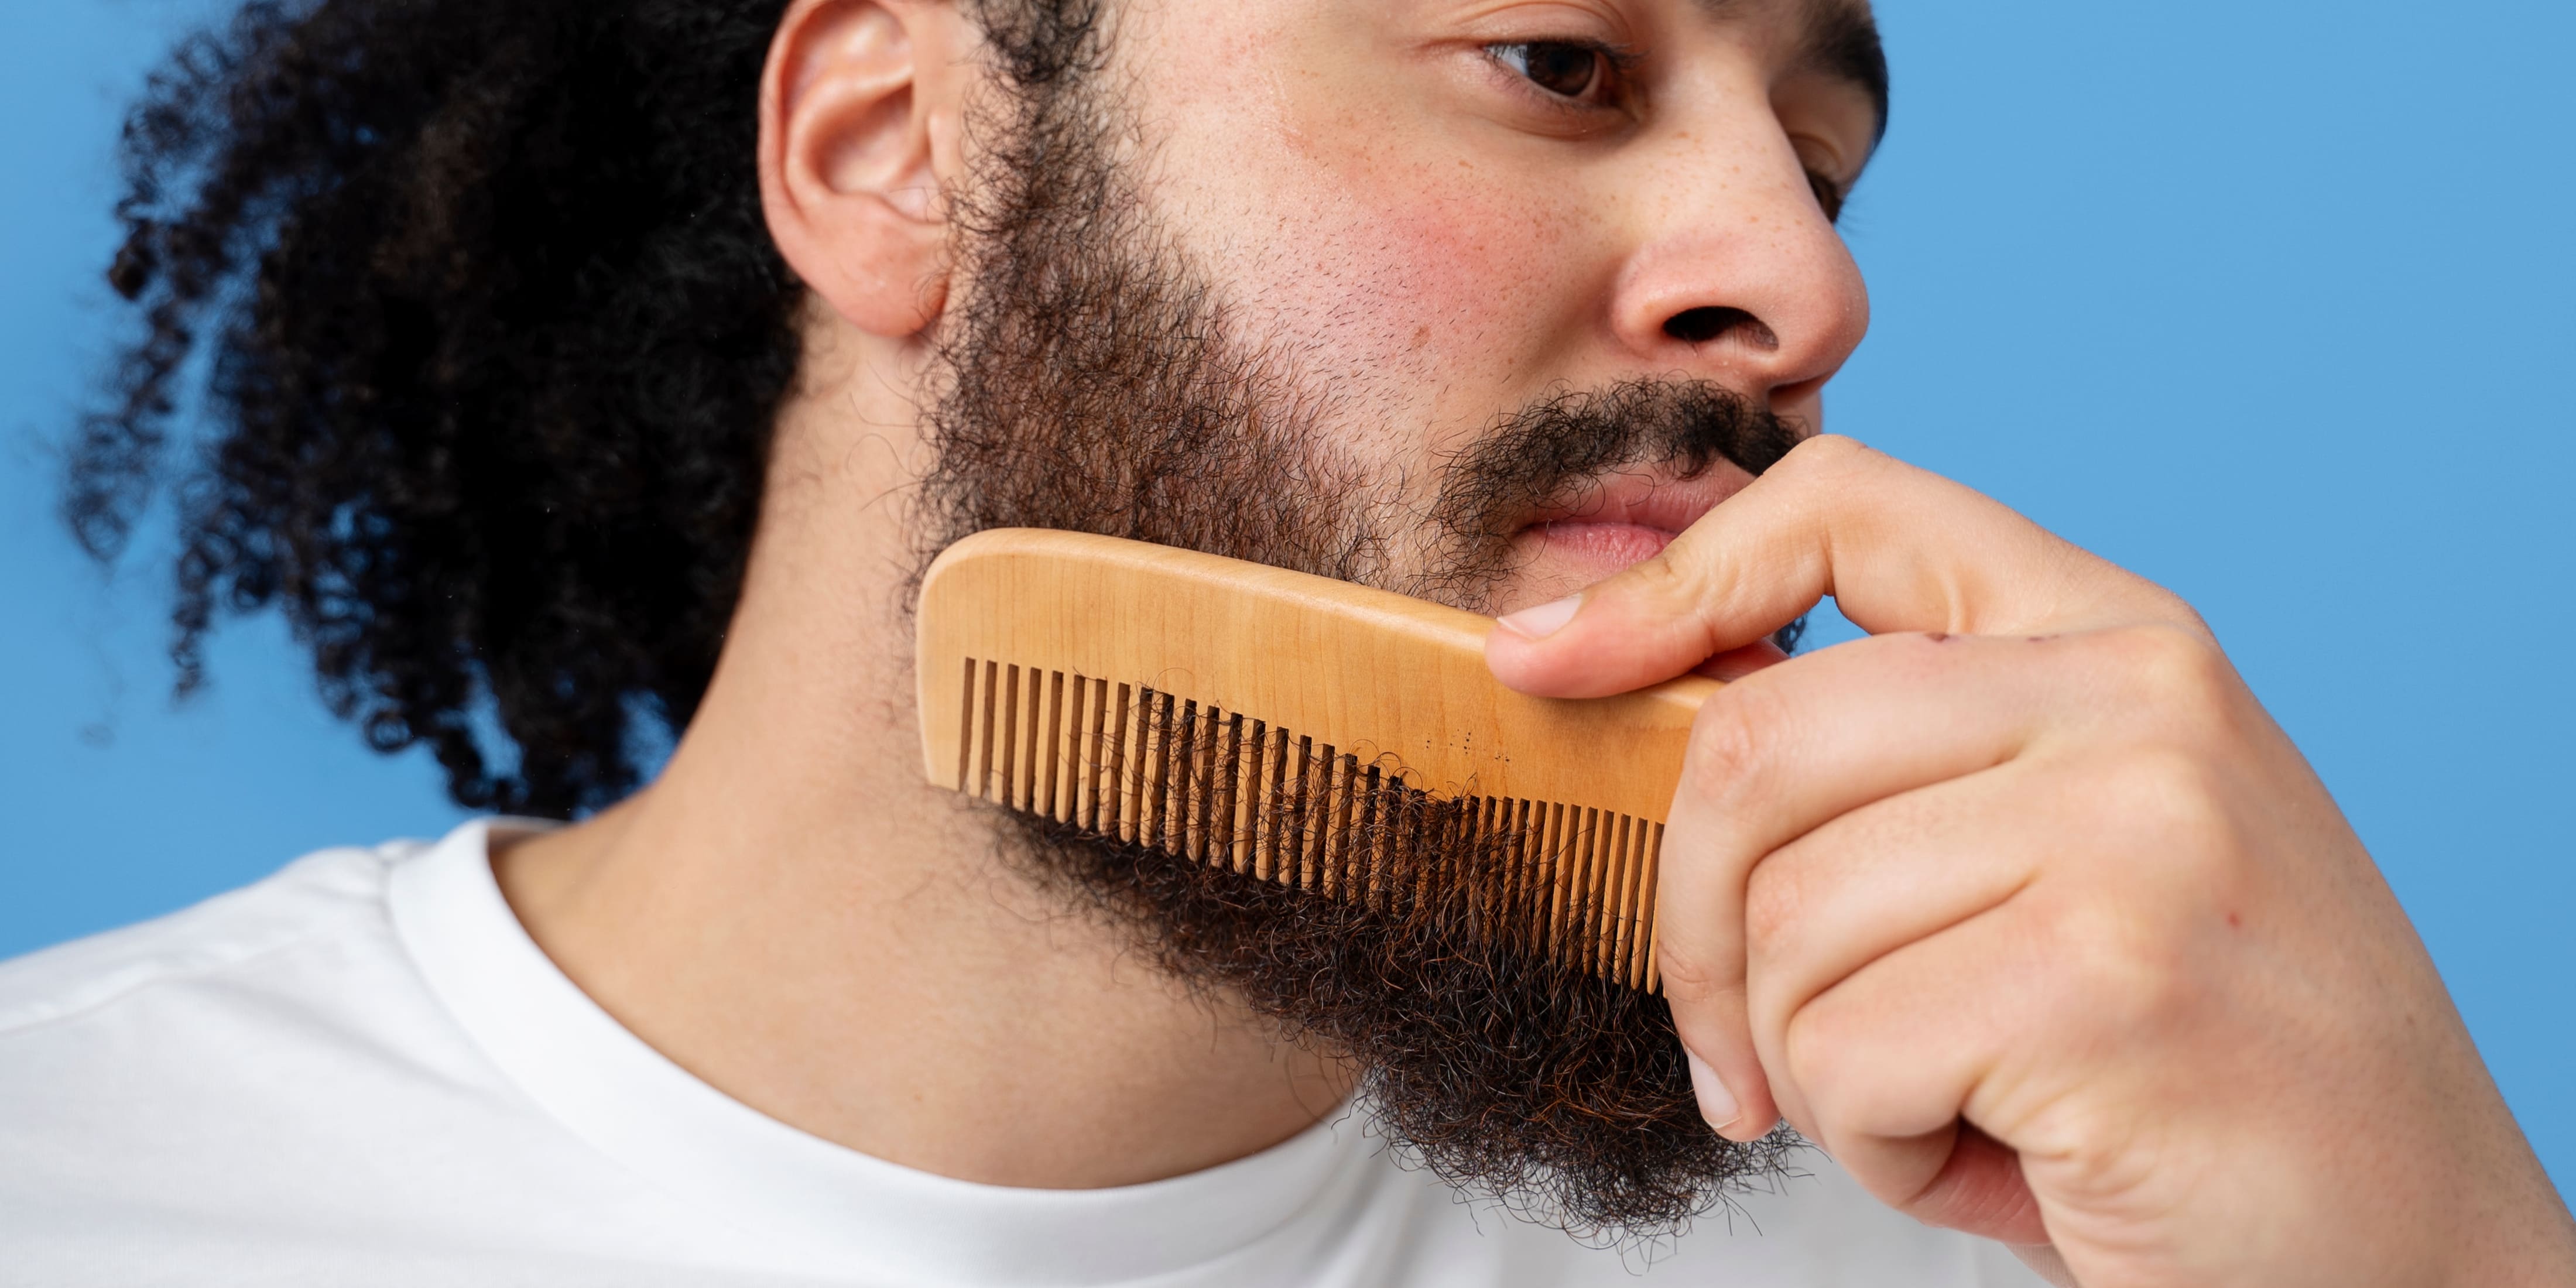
[952,657,1670,992]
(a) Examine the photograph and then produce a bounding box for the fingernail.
[1498,594,1581,640]
[1684,1050,1742,1135]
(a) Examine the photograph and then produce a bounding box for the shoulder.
[0,825,568,1275]
[0,835,431,1038]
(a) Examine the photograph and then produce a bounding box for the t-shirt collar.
[389,817,1373,1285]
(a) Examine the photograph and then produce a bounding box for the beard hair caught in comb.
[910,57,1813,1244]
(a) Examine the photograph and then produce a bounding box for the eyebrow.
[1697,0,1892,148]
[1801,0,1890,146]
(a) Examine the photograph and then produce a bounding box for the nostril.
[1663,306,1776,349]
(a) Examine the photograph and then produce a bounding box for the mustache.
[1417,379,1804,599]
[1442,379,1800,520]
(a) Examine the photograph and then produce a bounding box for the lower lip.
[1529,520,1680,572]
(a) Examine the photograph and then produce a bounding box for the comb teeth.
[955,657,1666,992]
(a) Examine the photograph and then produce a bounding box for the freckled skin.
[1095,0,1872,611]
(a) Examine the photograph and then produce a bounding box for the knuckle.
[2095,622,2236,714]
[1739,855,1808,960]
[1684,686,1786,806]
[2025,751,2250,1035]
[1776,1008,1831,1107]
[1623,545,1703,607]
[2043,885,2192,1033]
[1777,1003,1869,1136]
[2097,749,2242,882]
[1782,432,1873,477]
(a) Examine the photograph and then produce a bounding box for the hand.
[1485,436,2576,1287]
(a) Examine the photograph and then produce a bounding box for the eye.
[1805,169,1847,222]
[1486,40,1626,105]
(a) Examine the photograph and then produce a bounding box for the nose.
[1604,116,1871,407]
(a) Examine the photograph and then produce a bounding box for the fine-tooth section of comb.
[916,529,1722,992]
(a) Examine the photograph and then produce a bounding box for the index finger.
[1483,435,2194,698]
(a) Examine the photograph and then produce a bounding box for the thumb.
[1485,436,2160,698]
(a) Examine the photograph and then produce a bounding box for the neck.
[496,323,1349,1188]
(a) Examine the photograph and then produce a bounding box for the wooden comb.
[914,529,1721,993]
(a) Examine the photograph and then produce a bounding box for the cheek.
[1357,187,1590,360]
[1221,169,1609,446]
[1129,11,1614,466]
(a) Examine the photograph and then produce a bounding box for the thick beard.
[913,57,1811,1243]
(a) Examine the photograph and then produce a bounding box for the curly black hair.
[65,0,1090,816]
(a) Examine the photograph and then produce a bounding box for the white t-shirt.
[0,819,2039,1287]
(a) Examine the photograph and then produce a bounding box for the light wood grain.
[914,528,1723,991]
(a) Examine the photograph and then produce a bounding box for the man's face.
[916,0,1882,1241]
[1098,0,1877,611]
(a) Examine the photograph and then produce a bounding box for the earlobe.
[759,0,960,337]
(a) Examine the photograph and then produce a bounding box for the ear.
[759,0,967,337]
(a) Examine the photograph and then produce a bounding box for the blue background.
[3,0,2568,1195]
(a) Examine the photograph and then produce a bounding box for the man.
[8,0,2570,1284]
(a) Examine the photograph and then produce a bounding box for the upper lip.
[1516,463,1758,539]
